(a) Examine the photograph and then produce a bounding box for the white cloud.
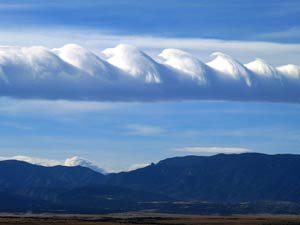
[0,98,116,115]
[259,27,300,39]
[0,155,106,173]
[173,147,251,153]
[127,163,150,171]
[126,124,164,135]
[0,155,61,167]
[0,28,300,65]
[0,43,299,103]
[64,156,106,174]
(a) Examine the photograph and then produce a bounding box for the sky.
[0,0,299,172]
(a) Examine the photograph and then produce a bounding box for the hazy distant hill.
[2,153,300,214]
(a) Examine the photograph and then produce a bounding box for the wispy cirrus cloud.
[0,121,33,130]
[173,147,251,154]
[0,28,300,65]
[125,124,164,136]
[259,27,300,40]
[0,98,116,115]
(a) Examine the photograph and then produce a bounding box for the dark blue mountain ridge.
[106,153,300,202]
[1,153,300,214]
[0,159,106,189]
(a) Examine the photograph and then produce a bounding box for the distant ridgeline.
[1,153,300,214]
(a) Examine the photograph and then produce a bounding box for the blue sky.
[1,99,300,171]
[0,0,299,171]
[0,0,299,42]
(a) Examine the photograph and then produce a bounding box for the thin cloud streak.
[0,28,300,65]
[0,98,117,115]
[127,163,150,171]
[126,124,164,136]
[173,147,252,153]
[259,27,300,39]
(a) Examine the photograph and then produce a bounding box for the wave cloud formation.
[0,43,299,102]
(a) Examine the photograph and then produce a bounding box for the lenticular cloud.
[0,43,299,102]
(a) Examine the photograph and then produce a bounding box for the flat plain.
[1,213,300,225]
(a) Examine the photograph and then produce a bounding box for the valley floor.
[1,213,300,225]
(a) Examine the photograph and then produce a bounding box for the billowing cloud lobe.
[0,43,299,102]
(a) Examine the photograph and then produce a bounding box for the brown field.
[1,213,300,225]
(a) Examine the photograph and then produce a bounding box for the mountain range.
[1,153,300,214]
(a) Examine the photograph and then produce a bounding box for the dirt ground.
[1,213,300,225]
